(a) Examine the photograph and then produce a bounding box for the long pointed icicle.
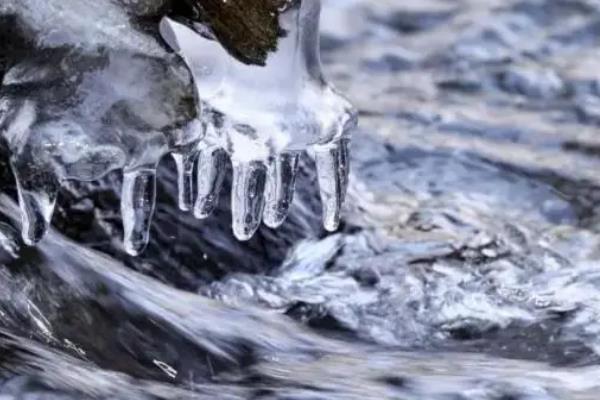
[231,161,267,241]
[315,142,346,232]
[194,147,228,219]
[121,168,157,256]
[12,165,59,246]
[172,151,197,212]
[263,152,299,228]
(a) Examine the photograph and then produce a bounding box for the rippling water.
[3,0,600,398]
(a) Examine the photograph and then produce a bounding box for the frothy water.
[3,0,600,398]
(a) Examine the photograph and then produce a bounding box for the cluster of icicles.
[1,0,357,256]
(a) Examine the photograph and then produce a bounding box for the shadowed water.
[3,0,600,398]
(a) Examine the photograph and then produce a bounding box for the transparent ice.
[0,0,357,255]
[160,0,358,240]
[0,0,203,255]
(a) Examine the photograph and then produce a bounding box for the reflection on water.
[4,0,600,398]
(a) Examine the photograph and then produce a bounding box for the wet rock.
[178,0,295,66]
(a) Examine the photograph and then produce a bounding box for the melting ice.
[0,0,357,255]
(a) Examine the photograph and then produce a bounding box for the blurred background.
[2,0,600,398]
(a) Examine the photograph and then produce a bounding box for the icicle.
[231,161,267,241]
[171,150,197,212]
[194,147,227,219]
[315,142,347,232]
[11,164,59,245]
[263,152,299,228]
[338,138,350,203]
[161,1,358,241]
[121,168,157,256]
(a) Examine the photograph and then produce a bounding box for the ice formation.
[0,0,357,255]
[160,0,358,240]
[0,0,202,256]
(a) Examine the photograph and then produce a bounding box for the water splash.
[160,0,358,241]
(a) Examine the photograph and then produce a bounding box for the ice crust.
[0,0,356,254]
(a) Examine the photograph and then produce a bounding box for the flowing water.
[3,0,600,398]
